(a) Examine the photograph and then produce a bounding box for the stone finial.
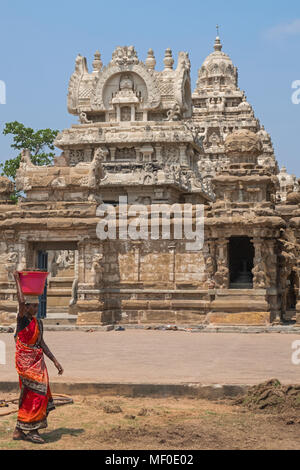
[145,48,156,70]
[164,48,174,70]
[92,51,103,72]
[214,35,222,52]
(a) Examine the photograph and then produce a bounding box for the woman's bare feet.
[12,428,26,440]
[25,430,45,444]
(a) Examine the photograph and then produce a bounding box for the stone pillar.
[179,144,188,167]
[155,145,163,164]
[135,147,142,162]
[131,105,135,122]
[0,233,25,324]
[84,148,93,163]
[168,243,176,285]
[77,238,86,285]
[214,238,229,289]
[264,239,281,323]
[132,241,141,282]
[116,106,121,122]
[204,240,217,289]
[295,260,300,324]
[252,237,266,289]
[75,238,105,325]
[74,250,79,278]
[109,147,116,161]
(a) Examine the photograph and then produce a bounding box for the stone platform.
[1,330,300,394]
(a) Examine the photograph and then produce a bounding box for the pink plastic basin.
[18,271,49,295]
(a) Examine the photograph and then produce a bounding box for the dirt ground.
[1,381,300,450]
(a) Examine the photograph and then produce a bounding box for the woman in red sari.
[13,272,64,444]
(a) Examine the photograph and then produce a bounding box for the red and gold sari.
[15,317,55,431]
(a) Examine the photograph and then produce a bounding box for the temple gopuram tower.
[205,129,284,324]
[191,35,278,198]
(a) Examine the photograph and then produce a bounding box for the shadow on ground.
[42,427,84,443]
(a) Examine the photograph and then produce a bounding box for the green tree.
[1,121,60,180]
[1,121,59,202]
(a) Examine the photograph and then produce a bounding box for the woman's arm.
[40,338,63,375]
[13,272,25,317]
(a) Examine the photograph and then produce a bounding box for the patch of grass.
[273,380,281,388]
[0,394,300,450]
[294,395,300,406]
[0,440,19,450]
[205,411,218,416]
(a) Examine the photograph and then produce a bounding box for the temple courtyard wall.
[0,215,296,327]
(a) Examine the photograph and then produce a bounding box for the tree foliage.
[1,121,59,181]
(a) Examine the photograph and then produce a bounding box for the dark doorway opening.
[286,271,298,310]
[229,237,254,289]
[37,250,48,319]
[32,241,79,320]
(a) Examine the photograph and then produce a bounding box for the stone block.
[138,310,177,323]
[148,300,171,310]
[175,311,206,323]
[76,300,104,312]
[171,300,210,311]
[121,300,149,310]
[0,311,16,325]
[206,311,271,326]
[76,311,102,325]
[210,298,268,313]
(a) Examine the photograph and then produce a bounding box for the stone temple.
[1,37,300,327]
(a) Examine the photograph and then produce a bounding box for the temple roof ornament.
[257,125,270,141]
[194,35,238,93]
[277,166,299,202]
[67,45,192,119]
[164,48,174,70]
[238,96,252,113]
[92,51,103,73]
[111,45,139,66]
[214,35,222,52]
[145,48,156,70]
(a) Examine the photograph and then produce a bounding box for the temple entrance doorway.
[37,250,48,318]
[30,242,78,319]
[229,237,254,289]
[284,270,299,322]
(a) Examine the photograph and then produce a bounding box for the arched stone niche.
[103,72,148,110]
[92,62,161,111]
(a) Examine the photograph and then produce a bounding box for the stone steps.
[47,306,69,314]
[42,313,77,325]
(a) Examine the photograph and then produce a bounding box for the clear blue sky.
[0,0,299,175]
